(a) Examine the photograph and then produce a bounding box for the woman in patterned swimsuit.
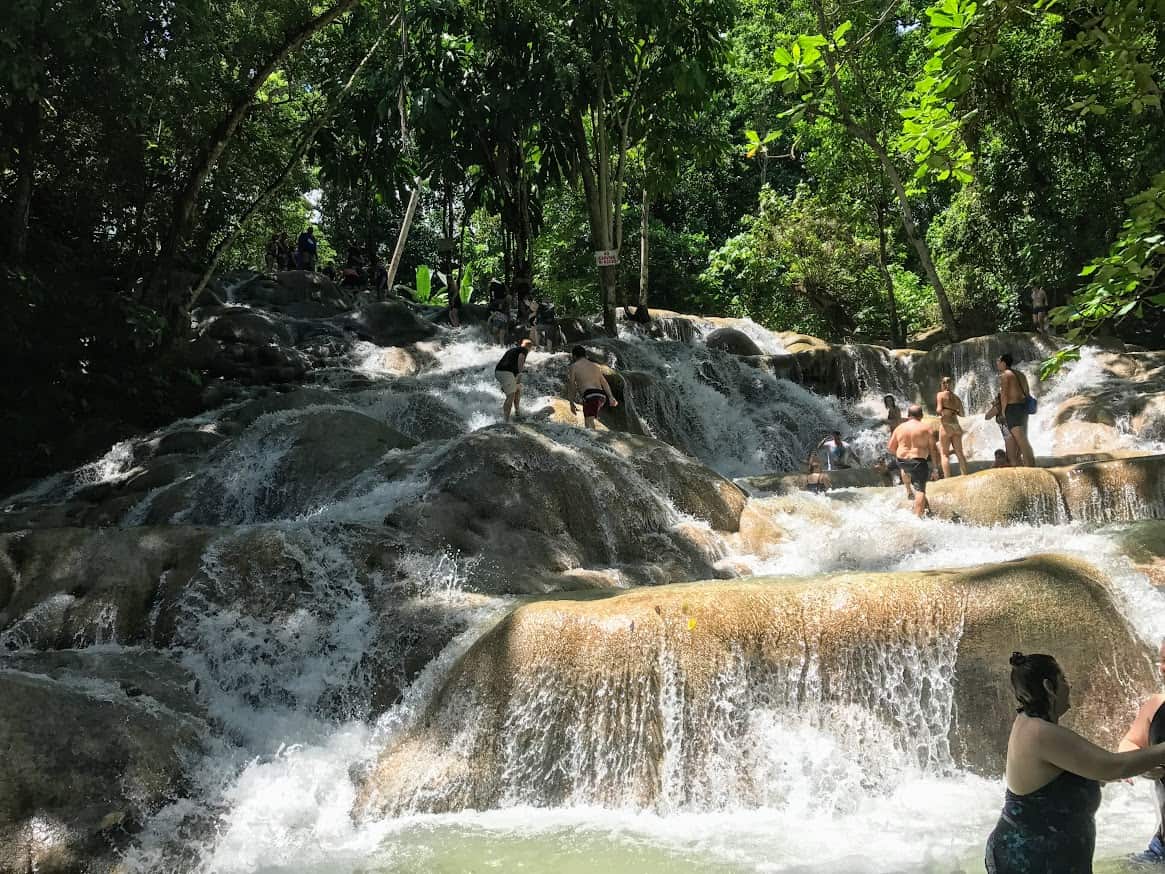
[986,652,1165,873]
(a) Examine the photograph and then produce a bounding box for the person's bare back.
[889,417,936,460]
[567,357,610,396]
[1000,368,1026,406]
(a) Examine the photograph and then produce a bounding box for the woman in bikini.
[935,375,969,478]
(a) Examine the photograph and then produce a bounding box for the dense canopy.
[2,0,1163,481]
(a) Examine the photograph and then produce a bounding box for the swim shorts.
[495,370,519,396]
[582,388,608,418]
[1004,402,1028,429]
[899,457,930,492]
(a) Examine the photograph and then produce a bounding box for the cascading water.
[5,312,1165,874]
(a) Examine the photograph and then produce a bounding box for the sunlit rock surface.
[356,555,1150,817]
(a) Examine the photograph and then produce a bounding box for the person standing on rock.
[888,404,937,517]
[565,346,618,430]
[884,394,903,430]
[1117,639,1165,864]
[936,376,969,477]
[296,226,318,272]
[985,392,1020,466]
[495,338,534,421]
[997,354,1036,467]
[985,652,1165,874]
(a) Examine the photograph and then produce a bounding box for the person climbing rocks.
[888,403,937,517]
[296,226,318,272]
[1118,639,1165,865]
[936,376,969,478]
[997,353,1036,467]
[805,454,832,494]
[487,294,511,345]
[495,338,533,421]
[1032,286,1050,334]
[985,392,1020,466]
[985,652,1165,873]
[993,449,1011,468]
[817,431,858,471]
[565,345,618,430]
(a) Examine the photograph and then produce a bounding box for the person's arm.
[1120,697,1159,751]
[566,366,578,413]
[1040,719,1165,780]
[517,351,528,375]
[887,428,899,455]
[599,372,618,407]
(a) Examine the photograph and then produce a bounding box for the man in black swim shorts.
[888,404,938,518]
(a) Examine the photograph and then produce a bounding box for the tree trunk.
[8,98,40,263]
[146,0,359,313]
[639,186,650,307]
[571,112,617,336]
[860,132,959,341]
[875,202,902,347]
[385,185,421,292]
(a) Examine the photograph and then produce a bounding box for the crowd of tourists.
[809,351,1040,517]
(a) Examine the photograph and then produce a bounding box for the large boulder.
[381,424,747,593]
[928,455,1164,526]
[704,327,763,357]
[355,555,1151,816]
[1052,454,1165,523]
[0,650,208,874]
[0,526,214,649]
[341,301,438,347]
[142,408,416,525]
[927,467,1067,525]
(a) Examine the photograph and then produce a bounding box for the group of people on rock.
[486,278,557,346]
[265,227,318,272]
[808,351,1040,517]
[986,642,1165,872]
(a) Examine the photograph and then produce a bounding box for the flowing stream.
[7,317,1165,873]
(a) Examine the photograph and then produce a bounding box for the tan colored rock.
[1110,520,1165,587]
[356,555,1151,815]
[1053,454,1165,523]
[927,467,1067,525]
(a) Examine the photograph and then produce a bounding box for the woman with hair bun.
[986,652,1165,872]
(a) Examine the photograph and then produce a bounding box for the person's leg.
[900,468,915,500]
[1012,424,1036,466]
[584,415,596,430]
[952,433,969,476]
[512,383,522,418]
[914,489,928,518]
[502,391,514,420]
[939,432,953,478]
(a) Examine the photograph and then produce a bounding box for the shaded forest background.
[2,0,1163,486]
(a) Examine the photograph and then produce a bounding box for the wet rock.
[340,301,438,347]
[1052,454,1165,523]
[355,555,1150,814]
[0,649,207,874]
[162,408,416,526]
[705,327,763,357]
[0,526,215,648]
[927,467,1067,525]
[380,424,746,594]
[203,307,294,346]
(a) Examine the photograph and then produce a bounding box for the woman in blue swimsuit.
[986,652,1165,873]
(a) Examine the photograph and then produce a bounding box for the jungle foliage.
[2,0,1164,480]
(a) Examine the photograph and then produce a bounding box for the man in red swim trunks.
[565,345,619,430]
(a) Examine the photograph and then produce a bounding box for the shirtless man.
[1119,639,1165,864]
[888,403,938,517]
[997,353,1036,467]
[565,345,619,429]
[935,375,969,478]
[1032,286,1050,334]
[985,392,1019,465]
